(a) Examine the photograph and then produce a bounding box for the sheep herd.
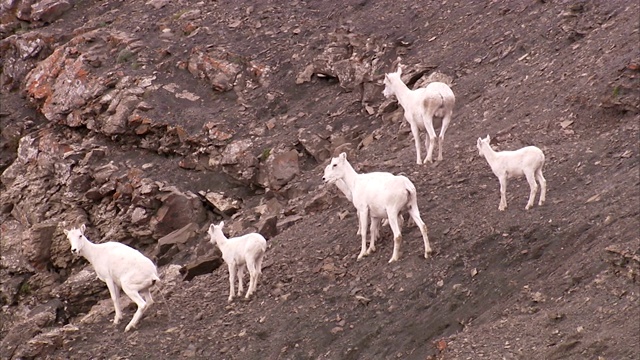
[63,64,547,332]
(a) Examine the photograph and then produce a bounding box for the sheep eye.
[332,164,337,168]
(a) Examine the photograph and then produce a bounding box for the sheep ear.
[218,221,224,228]
[486,134,491,141]
[397,64,403,75]
[339,152,347,160]
[63,229,69,236]
[80,224,86,233]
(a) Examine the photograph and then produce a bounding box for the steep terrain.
[1,0,638,359]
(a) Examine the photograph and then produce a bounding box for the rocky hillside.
[1,0,638,359]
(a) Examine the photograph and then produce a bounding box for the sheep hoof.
[124,324,135,332]
[227,297,234,303]
[357,253,366,260]
[388,257,398,263]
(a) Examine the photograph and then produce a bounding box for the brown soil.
[2,0,639,359]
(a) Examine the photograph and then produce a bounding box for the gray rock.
[267,149,300,190]
[151,191,206,238]
[257,215,278,240]
[22,222,57,270]
[180,254,224,281]
[0,299,60,359]
[30,0,71,23]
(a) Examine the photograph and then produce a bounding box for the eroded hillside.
[1,0,638,359]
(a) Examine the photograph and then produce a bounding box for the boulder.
[187,47,243,92]
[30,0,72,23]
[151,191,206,238]
[180,254,224,281]
[298,129,330,163]
[155,222,199,265]
[267,149,300,190]
[200,191,241,216]
[51,269,107,316]
[0,299,61,359]
[256,215,278,240]
[22,222,57,270]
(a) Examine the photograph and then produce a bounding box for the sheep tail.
[401,176,419,211]
[151,274,172,323]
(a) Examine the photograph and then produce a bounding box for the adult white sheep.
[322,152,431,263]
[476,135,547,211]
[63,224,159,332]
[334,178,405,234]
[208,222,267,302]
[383,64,455,164]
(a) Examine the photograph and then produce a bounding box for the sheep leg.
[424,132,431,164]
[366,217,381,255]
[237,265,245,297]
[245,257,260,298]
[408,207,431,259]
[123,287,148,332]
[106,279,123,325]
[357,207,369,260]
[437,111,453,162]
[536,168,547,205]
[498,175,508,211]
[423,114,437,164]
[251,252,265,297]
[524,171,538,210]
[387,213,403,263]
[227,263,237,302]
[141,288,154,308]
[408,119,423,165]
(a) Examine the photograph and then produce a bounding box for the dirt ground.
[2,0,638,359]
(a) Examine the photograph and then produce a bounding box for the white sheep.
[383,64,455,164]
[322,152,431,263]
[207,222,267,302]
[334,178,404,234]
[476,135,547,211]
[63,224,159,332]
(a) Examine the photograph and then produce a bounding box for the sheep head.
[322,152,348,185]
[64,224,87,255]
[477,135,491,155]
[208,222,225,245]
[382,64,403,98]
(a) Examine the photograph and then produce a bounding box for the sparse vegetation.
[116,49,135,64]
[18,282,31,296]
[260,148,271,161]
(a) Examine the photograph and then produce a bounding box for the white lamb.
[322,152,431,263]
[476,135,547,211]
[63,224,159,332]
[383,64,455,164]
[208,222,267,302]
